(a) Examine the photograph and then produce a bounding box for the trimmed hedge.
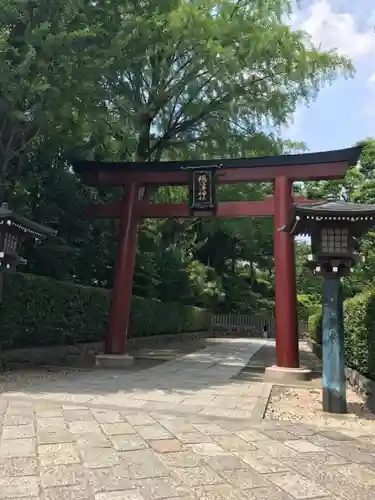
[0,272,211,350]
[308,291,375,380]
[308,310,322,345]
[344,291,375,380]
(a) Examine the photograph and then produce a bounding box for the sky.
[282,0,375,152]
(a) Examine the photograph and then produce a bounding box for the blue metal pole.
[322,275,347,413]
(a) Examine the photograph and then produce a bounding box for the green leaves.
[0,271,210,349]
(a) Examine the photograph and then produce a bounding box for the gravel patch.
[265,385,375,433]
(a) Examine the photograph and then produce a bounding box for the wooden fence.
[211,314,308,339]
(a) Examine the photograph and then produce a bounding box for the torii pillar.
[273,177,299,368]
[265,176,311,381]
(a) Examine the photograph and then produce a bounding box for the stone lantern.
[283,200,375,413]
[0,202,56,302]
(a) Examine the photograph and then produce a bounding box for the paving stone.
[68,420,102,434]
[4,414,34,426]
[193,484,243,499]
[349,439,375,453]
[283,439,323,453]
[93,410,124,423]
[219,468,270,489]
[35,408,64,418]
[252,439,299,458]
[241,486,294,499]
[267,471,331,499]
[235,429,269,442]
[0,475,39,499]
[0,437,36,458]
[101,422,136,436]
[211,434,253,452]
[172,465,224,487]
[6,404,34,416]
[307,434,343,448]
[136,476,190,500]
[174,431,212,445]
[125,413,155,426]
[204,454,248,472]
[279,425,317,438]
[44,485,94,500]
[39,443,80,466]
[2,424,36,439]
[76,432,111,448]
[283,460,350,484]
[326,444,375,464]
[120,449,170,479]
[322,481,373,500]
[127,458,170,480]
[148,439,182,453]
[36,418,67,432]
[200,408,254,419]
[134,424,173,440]
[191,423,230,436]
[187,442,227,456]
[86,466,133,493]
[80,446,122,468]
[236,449,291,473]
[110,435,148,452]
[94,492,144,500]
[38,430,75,444]
[157,420,196,433]
[41,464,87,488]
[260,429,298,441]
[285,450,348,467]
[319,430,354,441]
[334,462,375,484]
[159,451,202,469]
[63,409,94,421]
[0,457,37,477]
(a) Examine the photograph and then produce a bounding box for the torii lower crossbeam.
[85,192,318,368]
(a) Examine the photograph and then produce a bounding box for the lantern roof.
[0,203,57,238]
[283,200,375,236]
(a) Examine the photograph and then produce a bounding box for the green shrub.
[0,272,211,350]
[308,310,322,345]
[344,290,375,379]
[297,294,320,321]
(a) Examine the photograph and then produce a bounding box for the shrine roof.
[0,203,57,237]
[293,200,375,216]
[283,200,375,236]
[72,146,362,173]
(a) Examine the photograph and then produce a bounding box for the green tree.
[0,0,117,193]
[99,0,352,165]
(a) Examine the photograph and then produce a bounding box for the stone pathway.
[0,338,374,499]
[2,338,270,420]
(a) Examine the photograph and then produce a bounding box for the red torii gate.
[72,146,361,371]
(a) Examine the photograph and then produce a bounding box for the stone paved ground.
[0,338,375,499]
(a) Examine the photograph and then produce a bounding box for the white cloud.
[366,72,375,115]
[294,0,375,59]
[369,72,375,88]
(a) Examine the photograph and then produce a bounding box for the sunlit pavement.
[0,338,373,499]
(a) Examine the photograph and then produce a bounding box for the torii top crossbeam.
[72,146,362,186]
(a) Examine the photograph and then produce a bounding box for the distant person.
[263,323,268,339]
